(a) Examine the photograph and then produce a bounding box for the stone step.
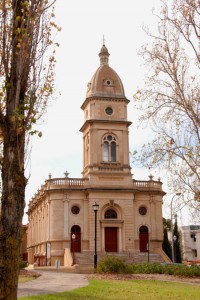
[73,252,165,268]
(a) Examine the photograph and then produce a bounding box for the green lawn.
[19,276,36,283]
[19,279,200,300]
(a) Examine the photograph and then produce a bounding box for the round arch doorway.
[71,225,81,252]
[104,208,118,252]
[139,226,149,252]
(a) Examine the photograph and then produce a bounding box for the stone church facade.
[27,44,166,267]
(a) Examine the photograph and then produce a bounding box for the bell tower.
[80,44,132,185]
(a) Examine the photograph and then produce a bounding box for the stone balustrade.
[132,179,162,191]
[45,177,162,191]
[28,176,163,210]
[47,177,87,186]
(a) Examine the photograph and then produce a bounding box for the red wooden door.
[71,226,81,252]
[139,226,149,252]
[71,232,81,252]
[105,227,118,252]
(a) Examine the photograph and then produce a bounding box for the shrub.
[19,257,28,269]
[131,263,163,274]
[172,265,200,277]
[133,263,200,277]
[97,257,200,278]
[97,255,129,274]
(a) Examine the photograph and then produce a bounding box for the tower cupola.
[81,44,132,182]
[99,44,110,65]
[86,44,125,99]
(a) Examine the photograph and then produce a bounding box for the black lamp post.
[173,235,177,263]
[92,202,99,269]
[72,233,76,265]
[147,237,150,263]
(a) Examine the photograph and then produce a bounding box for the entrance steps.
[74,251,166,271]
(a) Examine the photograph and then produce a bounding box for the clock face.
[105,107,113,115]
[139,206,147,216]
[71,206,80,215]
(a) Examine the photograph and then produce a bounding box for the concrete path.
[18,270,89,299]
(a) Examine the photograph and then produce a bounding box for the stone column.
[28,247,34,264]
[83,197,89,240]
[63,194,70,239]
[118,227,122,252]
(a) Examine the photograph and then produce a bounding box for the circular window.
[107,135,113,141]
[106,80,111,85]
[71,206,80,215]
[139,206,147,216]
[105,107,113,115]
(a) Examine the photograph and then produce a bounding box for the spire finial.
[99,38,109,65]
[103,35,106,46]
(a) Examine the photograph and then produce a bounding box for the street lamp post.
[92,202,99,269]
[147,242,150,263]
[173,235,177,263]
[171,193,181,263]
[72,233,76,265]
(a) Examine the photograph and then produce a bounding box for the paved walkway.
[18,270,89,299]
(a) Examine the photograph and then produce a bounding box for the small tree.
[0,1,60,299]
[163,218,171,231]
[162,226,172,260]
[162,218,172,260]
[173,216,182,263]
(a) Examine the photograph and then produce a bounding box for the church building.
[27,44,166,267]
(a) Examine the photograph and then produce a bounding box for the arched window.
[104,209,117,219]
[139,226,148,233]
[71,225,81,233]
[103,135,117,162]
[103,141,109,161]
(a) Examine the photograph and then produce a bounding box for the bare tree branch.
[133,0,200,210]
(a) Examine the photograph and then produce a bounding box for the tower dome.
[86,44,125,98]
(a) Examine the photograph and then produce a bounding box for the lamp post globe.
[173,235,177,263]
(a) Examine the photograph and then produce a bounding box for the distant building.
[27,44,166,267]
[181,225,200,262]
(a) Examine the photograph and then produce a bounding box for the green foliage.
[177,265,200,277]
[173,217,182,263]
[132,150,138,156]
[97,257,200,278]
[163,218,171,231]
[162,264,200,277]
[134,263,200,277]
[132,263,200,277]
[131,262,162,274]
[19,257,28,269]
[97,255,131,274]
[162,227,172,260]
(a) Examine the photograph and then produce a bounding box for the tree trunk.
[0,0,56,297]
[0,127,26,299]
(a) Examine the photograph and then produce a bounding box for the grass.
[19,278,200,300]
[19,275,36,283]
